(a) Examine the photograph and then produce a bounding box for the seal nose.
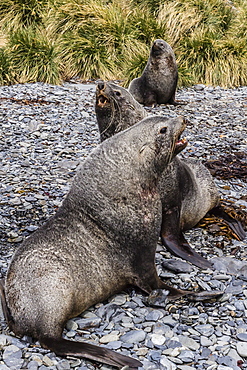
[153,39,165,49]
[97,82,105,91]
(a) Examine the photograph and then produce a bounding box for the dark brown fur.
[95,81,147,141]
[2,116,197,369]
[128,39,178,106]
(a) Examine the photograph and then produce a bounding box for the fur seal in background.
[95,83,245,268]
[1,116,222,369]
[128,39,178,106]
[95,81,147,141]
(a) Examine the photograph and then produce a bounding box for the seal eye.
[160,127,167,134]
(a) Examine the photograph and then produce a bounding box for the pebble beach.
[0,82,246,370]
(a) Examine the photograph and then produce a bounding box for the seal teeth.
[97,95,108,107]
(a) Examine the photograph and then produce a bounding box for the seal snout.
[97,82,105,91]
[171,116,188,156]
[96,82,109,108]
[152,39,167,54]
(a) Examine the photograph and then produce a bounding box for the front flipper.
[133,271,223,303]
[209,206,246,241]
[161,208,212,269]
[147,287,223,306]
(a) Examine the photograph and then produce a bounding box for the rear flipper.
[41,337,142,369]
[209,206,246,241]
[161,208,212,269]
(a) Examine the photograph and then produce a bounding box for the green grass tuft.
[7,27,62,84]
[0,48,15,85]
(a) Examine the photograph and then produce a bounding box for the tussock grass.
[0,0,246,87]
[0,0,50,31]
[158,0,247,87]
[6,28,62,84]
[0,48,14,85]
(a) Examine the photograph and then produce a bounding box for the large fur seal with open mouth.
[128,39,178,106]
[95,82,245,269]
[1,116,222,369]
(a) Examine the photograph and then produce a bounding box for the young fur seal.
[95,81,147,141]
[128,39,178,106]
[2,116,221,369]
[95,82,245,268]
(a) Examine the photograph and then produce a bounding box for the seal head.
[95,81,147,141]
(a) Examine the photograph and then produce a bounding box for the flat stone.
[66,319,78,331]
[42,355,55,367]
[178,350,195,362]
[162,259,193,273]
[120,330,146,344]
[76,317,101,329]
[27,360,39,370]
[160,357,177,370]
[194,324,214,337]
[106,340,122,350]
[200,336,213,346]
[236,333,247,342]
[178,336,200,350]
[99,333,120,343]
[152,322,171,335]
[110,294,127,305]
[236,342,247,357]
[56,359,71,370]
[150,334,166,346]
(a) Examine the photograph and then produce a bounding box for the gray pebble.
[236,333,247,341]
[120,330,146,344]
[236,341,247,357]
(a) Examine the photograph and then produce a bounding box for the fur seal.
[128,39,178,106]
[95,83,245,268]
[95,81,147,141]
[1,116,221,369]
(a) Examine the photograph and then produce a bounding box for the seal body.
[4,116,191,368]
[95,81,147,141]
[128,39,178,106]
[159,157,219,231]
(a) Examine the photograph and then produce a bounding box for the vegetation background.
[0,0,246,87]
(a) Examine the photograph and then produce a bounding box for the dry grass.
[0,0,246,86]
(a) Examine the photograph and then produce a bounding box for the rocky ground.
[0,82,246,370]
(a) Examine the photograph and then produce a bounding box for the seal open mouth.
[174,128,188,156]
[175,136,188,154]
[96,94,109,108]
